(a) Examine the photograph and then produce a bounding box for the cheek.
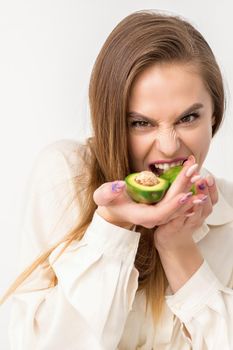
[128,136,143,159]
[128,135,149,166]
[181,124,212,161]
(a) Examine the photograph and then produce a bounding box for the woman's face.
[127,63,215,175]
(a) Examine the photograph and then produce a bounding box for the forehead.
[128,63,212,115]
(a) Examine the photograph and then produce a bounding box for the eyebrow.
[127,103,204,123]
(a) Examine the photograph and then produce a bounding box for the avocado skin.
[125,173,169,204]
[160,165,182,184]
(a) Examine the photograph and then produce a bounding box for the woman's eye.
[178,113,200,124]
[128,120,151,128]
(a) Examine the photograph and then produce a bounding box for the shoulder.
[18,139,89,266]
[35,138,85,169]
[28,139,89,194]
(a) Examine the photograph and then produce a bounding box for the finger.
[134,191,195,227]
[193,173,218,207]
[206,174,218,205]
[184,201,203,226]
[184,182,214,227]
[193,178,213,218]
[93,181,126,206]
[168,192,194,220]
[164,155,199,200]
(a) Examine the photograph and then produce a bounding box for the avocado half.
[125,165,195,204]
[125,173,169,204]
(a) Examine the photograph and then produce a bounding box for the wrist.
[96,207,134,230]
[156,238,195,256]
[157,241,203,265]
[157,243,204,293]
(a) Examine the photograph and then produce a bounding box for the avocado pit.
[135,171,159,186]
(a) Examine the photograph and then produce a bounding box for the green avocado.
[125,173,169,204]
[160,165,183,184]
[125,165,195,204]
[160,165,196,194]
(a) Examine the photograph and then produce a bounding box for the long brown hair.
[1,10,225,323]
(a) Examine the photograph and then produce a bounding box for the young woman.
[2,10,233,349]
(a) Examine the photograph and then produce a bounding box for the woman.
[2,10,233,349]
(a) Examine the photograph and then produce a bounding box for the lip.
[149,157,187,166]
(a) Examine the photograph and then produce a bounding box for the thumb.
[93,181,126,206]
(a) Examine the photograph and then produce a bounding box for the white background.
[0,0,233,348]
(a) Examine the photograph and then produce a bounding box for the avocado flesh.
[125,173,169,204]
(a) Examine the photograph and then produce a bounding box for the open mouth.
[149,159,187,176]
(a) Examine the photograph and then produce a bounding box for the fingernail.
[206,175,214,187]
[183,155,195,166]
[185,163,199,177]
[111,181,125,193]
[190,174,202,184]
[193,199,202,204]
[186,212,195,217]
[179,192,193,204]
[198,183,206,191]
[193,195,208,204]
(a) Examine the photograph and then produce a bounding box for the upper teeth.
[154,160,184,170]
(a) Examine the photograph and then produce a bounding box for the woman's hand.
[93,156,210,230]
[153,173,218,293]
[154,173,218,252]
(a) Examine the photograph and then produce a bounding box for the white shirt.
[8,139,233,349]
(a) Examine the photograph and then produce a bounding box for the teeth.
[154,160,183,171]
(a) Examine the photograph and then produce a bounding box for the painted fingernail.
[179,192,193,204]
[193,199,202,204]
[198,183,206,191]
[206,175,214,187]
[111,181,125,193]
[201,195,208,201]
[185,163,199,177]
[193,195,208,204]
[190,175,202,184]
[183,155,195,166]
[186,212,195,217]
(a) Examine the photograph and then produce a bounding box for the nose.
[154,128,180,156]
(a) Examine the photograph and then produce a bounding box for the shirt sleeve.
[166,260,233,349]
[16,139,83,271]
[8,140,141,350]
